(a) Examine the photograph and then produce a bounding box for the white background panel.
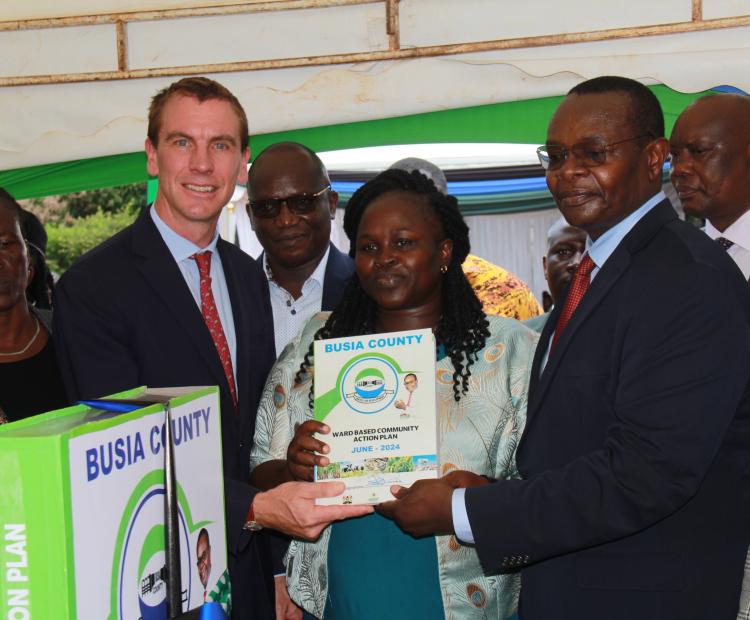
[127,4,387,70]
[400,0,692,47]
[0,25,116,78]
[703,0,750,19]
[0,0,278,21]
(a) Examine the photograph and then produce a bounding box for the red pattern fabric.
[551,254,596,350]
[193,251,237,409]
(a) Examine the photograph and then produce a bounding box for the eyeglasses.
[248,185,330,219]
[536,135,653,171]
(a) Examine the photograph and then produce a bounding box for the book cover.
[313,329,438,505]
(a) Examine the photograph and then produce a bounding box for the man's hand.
[253,481,373,540]
[376,470,489,537]
[441,469,491,489]
[287,420,331,481]
[274,575,303,620]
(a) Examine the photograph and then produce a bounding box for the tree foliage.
[46,208,138,274]
[59,183,146,219]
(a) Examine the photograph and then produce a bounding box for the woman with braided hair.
[250,169,538,619]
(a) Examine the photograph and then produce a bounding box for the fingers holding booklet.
[287,420,331,481]
[376,470,490,537]
[252,481,374,541]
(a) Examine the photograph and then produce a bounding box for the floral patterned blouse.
[250,313,539,619]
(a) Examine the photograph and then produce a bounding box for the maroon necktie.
[552,254,596,349]
[193,251,238,409]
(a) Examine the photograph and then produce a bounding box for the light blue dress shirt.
[150,206,238,388]
[452,190,667,544]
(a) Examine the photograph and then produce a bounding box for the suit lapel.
[131,211,230,397]
[218,240,253,434]
[527,200,678,421]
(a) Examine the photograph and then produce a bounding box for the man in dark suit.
[670,93,750,281]
[378,76,750,619]
[53,78,371,619]
[247,142,354,357]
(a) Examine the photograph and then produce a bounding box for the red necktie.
[552,254,596,349]
[193,251,238,409]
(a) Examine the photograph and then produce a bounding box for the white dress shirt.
[264,247,330,357]
[704,209,750,280]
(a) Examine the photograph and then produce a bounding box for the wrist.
[243,495,264,532]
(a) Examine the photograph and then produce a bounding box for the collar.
[263,245,331,287]
[150,204,219,263]
[704,209,750,249]
[586,191,665,269]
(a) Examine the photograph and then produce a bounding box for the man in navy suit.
[247,142,354,356]
[379,76,750,619]
[53,78,370,619]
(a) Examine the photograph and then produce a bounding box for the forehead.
[157,94,242,142]
[249,149,323,196]
[547,92,635,144]
[671,99,738,144]
[0,205,22,235]
[358,191,441,235]
[549,225,586,247]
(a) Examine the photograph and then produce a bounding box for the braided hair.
[296,168,489,402]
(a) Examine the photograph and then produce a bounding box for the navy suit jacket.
[465,200,750,620]
[54,210,277,619]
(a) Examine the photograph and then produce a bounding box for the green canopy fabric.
[0,85,711,200]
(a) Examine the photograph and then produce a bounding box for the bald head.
[246,142,337,285]
[389,157,448,194]
[248,142,329,189]
[669,93,750,231]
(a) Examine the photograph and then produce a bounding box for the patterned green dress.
[250,313,538,619]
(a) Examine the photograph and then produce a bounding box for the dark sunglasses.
[248,185,330,219]
[537,135,652,171]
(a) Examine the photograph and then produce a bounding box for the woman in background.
[0,189,66,423]
[251,169,538,619]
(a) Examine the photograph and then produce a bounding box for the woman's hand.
[274,575,303,620]
[286,420,331,481]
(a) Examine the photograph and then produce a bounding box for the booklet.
[313,329,439,505]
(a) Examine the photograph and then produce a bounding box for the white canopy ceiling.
[1,0,749,171]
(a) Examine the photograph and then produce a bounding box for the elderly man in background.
[670,93,750,281]
[524,217,586,332]
[670,92,750,620]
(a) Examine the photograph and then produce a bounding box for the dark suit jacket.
[465,200,750,620]
[53,209,277,619]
